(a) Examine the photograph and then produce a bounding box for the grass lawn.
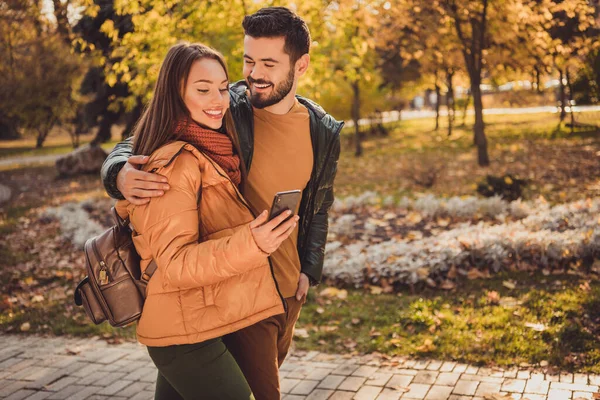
[0,132,120,160]
[297,270,600,373]
[336,111,600,203]
[1,111,599,370]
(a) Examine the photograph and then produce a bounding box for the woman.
[115,42,297,399]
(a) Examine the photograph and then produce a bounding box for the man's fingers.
[128,155,149,165]
[250,211,268,229]
[135,178,170,191]
[131,169,169,184]
[131,188,164,198]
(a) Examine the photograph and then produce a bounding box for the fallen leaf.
[406,212,423,224]
[31,295,44,303]
[369,328,382,337]
[320,288,348,300]
[20,322,31,332]
[316,307,325,314]
[294,328,309,339]
[487,291,501,305]
[369,286,384,295]
[416,338,436,353]
[524,322,547,332]
[417,268,430,279]
[440,280,456,290]
[351,318,361,325]
[468,269,486,280]
[447,265,458,279]
[503,280,517,290]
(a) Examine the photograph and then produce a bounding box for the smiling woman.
[131,43,239,158]
[183,60,230,130]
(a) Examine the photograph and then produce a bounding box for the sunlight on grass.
[296,271,600,372]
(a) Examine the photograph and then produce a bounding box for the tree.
[0,0,84,147]
[103,0,253,105]
[74,0,137,144]
[316,0,380,157]
[377,1,465,136]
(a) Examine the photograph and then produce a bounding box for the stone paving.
[0,334,598,400]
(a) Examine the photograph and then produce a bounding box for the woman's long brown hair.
[132,42,246,184]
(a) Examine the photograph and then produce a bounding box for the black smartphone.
[268,190,302,224]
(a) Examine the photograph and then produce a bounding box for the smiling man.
[100,7,342,399]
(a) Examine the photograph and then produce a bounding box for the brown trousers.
[222,295,304,400]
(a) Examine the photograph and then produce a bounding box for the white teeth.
[204,110,222,116]
[255,84,271,88]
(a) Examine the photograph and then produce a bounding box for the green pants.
[147,337,255,400]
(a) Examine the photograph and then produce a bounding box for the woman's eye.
[265,65,274,68]
[219,88,229,93]
[197,89,209,93]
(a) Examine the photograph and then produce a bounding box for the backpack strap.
[111,207,130,228]
[141,260,158,283]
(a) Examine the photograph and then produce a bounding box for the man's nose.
[250,64,265,81]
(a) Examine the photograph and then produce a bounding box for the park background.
[1,0,600,385]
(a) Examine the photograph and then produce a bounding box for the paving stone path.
[0,334,598,400]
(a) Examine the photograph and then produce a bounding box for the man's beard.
[247,67,295,109]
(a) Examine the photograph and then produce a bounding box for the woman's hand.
[250,210,299,254]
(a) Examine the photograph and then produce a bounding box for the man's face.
[243,36,295,109]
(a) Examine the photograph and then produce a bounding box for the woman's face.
[183,58,230,130]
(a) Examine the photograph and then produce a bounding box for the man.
[101,7,343,399]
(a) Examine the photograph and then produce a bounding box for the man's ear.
[295,54,310,77]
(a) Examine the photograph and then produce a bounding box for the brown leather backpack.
[74,207,157,327]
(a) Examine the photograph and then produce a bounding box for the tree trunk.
[566,68,574,134]
[558,68,567,123]
[122,99,143,140]
[352,80,362,157]
[36,129,49,148]
[92,112,119,145]
[52,0,71,43]
[471,77,489,166]
[434,81,441,131]
[534,66,542,93]
[461,92,471,126]
[446,70,455,137]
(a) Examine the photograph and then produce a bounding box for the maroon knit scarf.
[176,121,241,186]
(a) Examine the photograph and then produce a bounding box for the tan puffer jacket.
[115,141,285,347]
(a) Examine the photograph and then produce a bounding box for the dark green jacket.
[101,80,343,286]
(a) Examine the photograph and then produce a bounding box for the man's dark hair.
[242,7,311,64]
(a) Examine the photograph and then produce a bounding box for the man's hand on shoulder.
[118,155,170,205]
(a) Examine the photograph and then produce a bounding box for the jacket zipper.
[92,240,111,285]
[169,147,288,313]
[84,241,114,321]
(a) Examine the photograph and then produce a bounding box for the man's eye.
[219,88,229,93]
[245,60,255,65]
[265,64,274,68]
